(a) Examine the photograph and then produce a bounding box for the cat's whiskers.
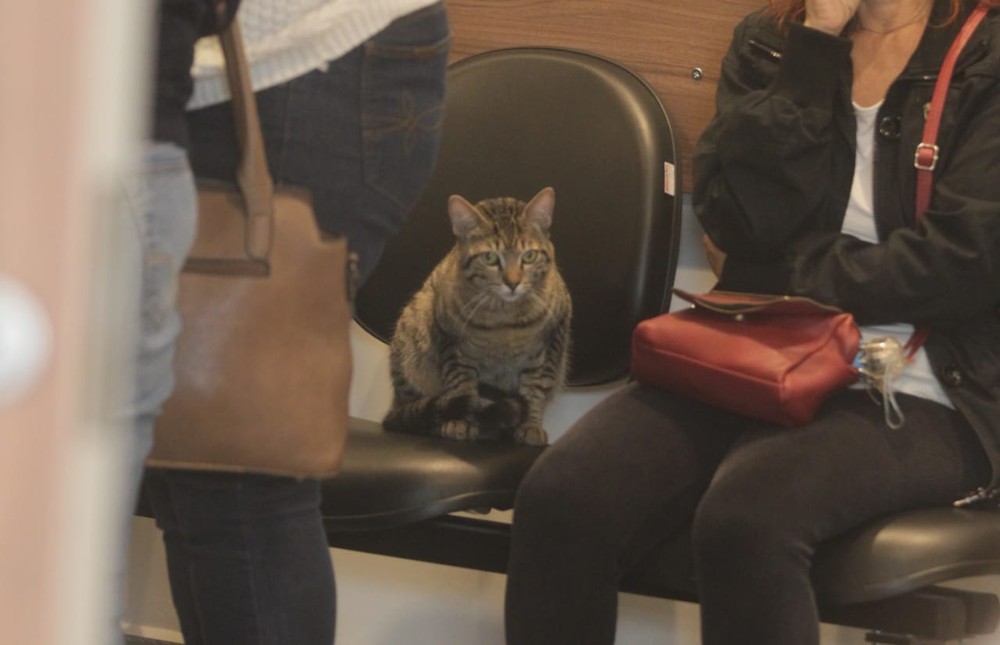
[458,289,488,318]
[458,291,491,335]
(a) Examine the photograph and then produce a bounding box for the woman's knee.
[514,453,589,533]
[691,483,796,564]
[512,446,633,552]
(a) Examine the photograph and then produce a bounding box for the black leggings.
[504,384,990,645]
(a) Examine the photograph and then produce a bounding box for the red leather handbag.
[631,290,861,426]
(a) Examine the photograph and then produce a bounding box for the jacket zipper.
[748,38,782,61]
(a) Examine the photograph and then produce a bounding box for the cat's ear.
[523,187,555,232]
[448,195,487,239]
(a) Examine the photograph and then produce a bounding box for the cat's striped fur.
[384,187,572,445]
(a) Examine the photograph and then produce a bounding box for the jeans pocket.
[361,3,451,218]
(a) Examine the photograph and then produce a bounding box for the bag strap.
[217,16,274,261]
[905,3,989,358]
[913,3,989,220]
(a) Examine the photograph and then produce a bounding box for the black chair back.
[354,47,681,386]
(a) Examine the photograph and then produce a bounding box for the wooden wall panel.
[445,0,762,191]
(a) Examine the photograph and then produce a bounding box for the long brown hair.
[767,0,998,28]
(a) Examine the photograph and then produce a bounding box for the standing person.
[503,1,1000,644]
[142,2,450,644]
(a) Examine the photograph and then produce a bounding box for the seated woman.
[503,0,1000,644]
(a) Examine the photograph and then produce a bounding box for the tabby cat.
[384,186,572,445]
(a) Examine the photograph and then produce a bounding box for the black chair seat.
[813,507,1000,604]
[629,506,1000,604]
[321,417,543,531]
[323,428,1000,602]
[322,432,1000,640]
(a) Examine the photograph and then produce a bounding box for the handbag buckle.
[914,143,939,171]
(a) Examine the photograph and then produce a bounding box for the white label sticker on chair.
[664,162,676,196]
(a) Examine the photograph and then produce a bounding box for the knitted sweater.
[188,0,440,109]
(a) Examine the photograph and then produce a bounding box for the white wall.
[122,197,993,644]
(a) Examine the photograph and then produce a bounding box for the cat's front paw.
[514,425,548,446]
[440,419,480,441]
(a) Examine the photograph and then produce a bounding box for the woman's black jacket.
[693,0,1000,502]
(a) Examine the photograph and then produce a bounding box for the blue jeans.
[146,5,450,644]
[127,142,199,491]
[114,141,197,640]
[144,472,335,645]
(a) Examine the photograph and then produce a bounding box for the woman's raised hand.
[804,0,861,35]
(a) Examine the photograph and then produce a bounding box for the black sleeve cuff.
[773,22,852,107]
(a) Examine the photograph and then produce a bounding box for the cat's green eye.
[522,250,539,264]
[482,251,501,266]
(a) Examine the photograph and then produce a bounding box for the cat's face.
[464,240,552,302]
[448,187,557,303]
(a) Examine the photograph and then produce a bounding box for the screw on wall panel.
[691,68,704,81]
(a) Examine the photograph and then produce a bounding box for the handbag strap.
[913,3,989,220]
[218,16,274,261]
[905,3,988,358]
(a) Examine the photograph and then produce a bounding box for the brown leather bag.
[147,18,353,478]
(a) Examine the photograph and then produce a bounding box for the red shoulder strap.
[913,3,989,220]
[907,3,989,358]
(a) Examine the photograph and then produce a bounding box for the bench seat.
[322,418,1000,643]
